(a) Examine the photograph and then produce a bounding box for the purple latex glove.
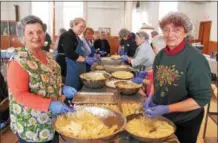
[132,77,144,84]
[122,55,128,61]
[143,95,156,111]
[145,105,169,118]
[85,57,95,65]
[49,101,75,115]
[62,86,77,99]
[136,71,148,78]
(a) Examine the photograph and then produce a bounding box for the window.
[31,2,51,34]
[63,2,84,29]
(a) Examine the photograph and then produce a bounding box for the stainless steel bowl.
[104,65,132,73]
[80,71,111,88]
[115,81,142,95]
[52,106,126,143]
[125,114,176,142]
[101,57,122,65]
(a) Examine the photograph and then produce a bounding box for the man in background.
[94,31,110,57]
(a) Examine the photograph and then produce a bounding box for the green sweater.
[153,41,212,124]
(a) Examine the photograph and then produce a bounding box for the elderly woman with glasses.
[122,31,155,73]
[7,15,77,143]
[143,12,212,143]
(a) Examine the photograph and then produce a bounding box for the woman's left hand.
[62,86,77,99]
[145,105,169,118]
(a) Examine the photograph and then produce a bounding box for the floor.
[1,99,217,143]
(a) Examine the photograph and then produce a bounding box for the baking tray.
[72,91,120,104]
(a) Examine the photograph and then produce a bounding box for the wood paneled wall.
[1,36,23,49]
[208,41,218,54]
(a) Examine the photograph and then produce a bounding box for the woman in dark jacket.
[57,18,98,91]
[143,12,212,143]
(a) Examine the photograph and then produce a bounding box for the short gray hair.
[159,12,193,35]
[119,28,130,38]
[136,31,149,40]
[69,17,86,28]
[16,15,43,44]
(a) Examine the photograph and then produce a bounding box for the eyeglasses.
[163,27,181,34]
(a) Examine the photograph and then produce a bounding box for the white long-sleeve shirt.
[131,41,155,71]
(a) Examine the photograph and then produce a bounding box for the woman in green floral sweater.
[143,12,212,143]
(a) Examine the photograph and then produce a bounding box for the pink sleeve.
[7,61,52,112]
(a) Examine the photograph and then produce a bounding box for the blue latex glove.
[136,71,148,78]
[143,95,156,111]
[62,86,77,99]
[99,51,106,55]
[49,101,75,115]
[132,77,144,84]
[145,105,169,118]
[85,57,95,65]
[122,55,128,61]
[119,48,125,56]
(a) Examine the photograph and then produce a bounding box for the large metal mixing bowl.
[125,114,176,142]
[52,106,126,143]
[80,71,111,88]
[115,81,142,95]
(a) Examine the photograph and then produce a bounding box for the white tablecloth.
[204,54,217,75]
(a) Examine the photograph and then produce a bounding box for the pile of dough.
[126,117,174,138]
[55,110,118,139]
[121,103,142,116]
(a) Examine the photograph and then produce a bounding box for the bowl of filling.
[80,71,111,88]
[114,80,142,95]
[52,106,126,143]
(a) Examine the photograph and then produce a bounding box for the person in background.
[94,31,110,57]
[93,30,100,41]
[7,15,77,143]
[58,18,98,91]
[0,71,9,130]
[122,31,155,72]
[82,27,96,57]
[54,28,67,83]
[41,23,52,52]
[118,28,137,57]
[144,12,212,143]
[151,30,166,55]
[53,28,67,57]
[82,27,99,71]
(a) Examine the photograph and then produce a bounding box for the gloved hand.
[85,57,95,65]
[145,105,169,118]
[93,57,101,62]
[49,101,75,115]
[136,71,148,78]
[122,55,128,61]
[143,95,156,111]
[132,77,144,84]
[119,48,125,56]
[62,86,77,99]
[99,51,106,55]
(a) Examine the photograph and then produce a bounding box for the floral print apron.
[9,48,62,142]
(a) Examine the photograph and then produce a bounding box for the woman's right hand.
[49,101,75,115]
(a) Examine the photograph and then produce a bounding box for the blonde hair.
[69,17,86,28]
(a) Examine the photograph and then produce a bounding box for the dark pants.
[175,109,204,143]
[18,132,59,143]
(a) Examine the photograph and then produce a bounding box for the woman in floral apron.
[7,15,77,143]
[142,12,212,143]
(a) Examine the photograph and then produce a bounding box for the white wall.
[200,2,217,41]
[87,2,125,36]
[1,2,31,21]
